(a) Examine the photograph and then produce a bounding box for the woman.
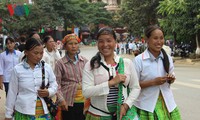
[5,38,58,120]
[0,37,21,96]
[55,34,88,120]
[133,25,181,120]
[82,27,141,120]
[42,35,61,71]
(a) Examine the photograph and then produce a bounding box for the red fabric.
[7,4,14,16]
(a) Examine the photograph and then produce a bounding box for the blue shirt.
[0,50,21,83]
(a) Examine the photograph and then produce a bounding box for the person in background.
[5,38,58,120]
[133,25,181,120]
[55,34,88,120]
[82,27,141,120]
[0,37,21,96]
[19,32,41,62]
[17,35,27,52]
[42,35,61,71]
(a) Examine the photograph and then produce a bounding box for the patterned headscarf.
[62,34,81,45]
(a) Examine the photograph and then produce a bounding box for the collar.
[63,53,83,64]
[22,58,42,69]
[99,52,120,66]
[6,49,16,55]
[142,49,163,62]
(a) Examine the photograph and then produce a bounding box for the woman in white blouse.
[82,27,141,120]
[133,25,181,120]
[42,35,61,71]
[5,38,58,120]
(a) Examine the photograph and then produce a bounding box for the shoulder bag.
[41,60,58,118]
[117,58,139,120]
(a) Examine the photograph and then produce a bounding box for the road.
[0,46,200,120]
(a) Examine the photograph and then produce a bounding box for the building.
[89,0,122,11]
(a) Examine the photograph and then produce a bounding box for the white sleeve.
[82,62,109,99]
[5,68,18,118]
[124,59,141,108]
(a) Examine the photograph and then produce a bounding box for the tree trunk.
[195,33,200,55]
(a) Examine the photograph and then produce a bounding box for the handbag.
[41,61,58,118]
[117,58,139,120]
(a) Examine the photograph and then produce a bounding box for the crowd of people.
[0,25,181,120]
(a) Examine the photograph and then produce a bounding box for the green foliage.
[157,0,200,45]
[120,0,160,37]
[1,0,114,35]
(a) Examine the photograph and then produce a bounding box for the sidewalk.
[0,89,5,120]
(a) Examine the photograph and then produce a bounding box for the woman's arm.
[5,68,19,119]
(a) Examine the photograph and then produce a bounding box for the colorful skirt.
[85,104,116,120]
[14,97,51,120]
[137,94,181,120]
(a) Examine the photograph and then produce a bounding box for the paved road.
[0,46,200,120]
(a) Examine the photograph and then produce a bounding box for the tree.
[120,0,160,37]
[157,0,200,55]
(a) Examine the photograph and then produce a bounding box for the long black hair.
[22,37,43,60]
[90,27,116,70]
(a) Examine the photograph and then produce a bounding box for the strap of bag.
[90,104,114,115]
[41,60,46,89]
[89,62,119,116]
[117,57,124,120]
[100,62,119,81]
[41,60,49,89]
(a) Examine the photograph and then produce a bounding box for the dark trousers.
[62,103,85,120]
[4,83,9,97]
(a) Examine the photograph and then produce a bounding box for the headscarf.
[62,34,81,45]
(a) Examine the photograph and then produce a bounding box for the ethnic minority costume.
[5,60,58,120]
[82,53,140,120]
[55,53,88,120]
[134,49,181,120]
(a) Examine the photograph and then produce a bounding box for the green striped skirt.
[14,111,51,120]
[137,94,181,120]
[14,97,51,120]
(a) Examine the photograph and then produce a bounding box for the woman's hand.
[109,74,127,87]
[119,103,129,120]
[38,88,49,97]
[166,73,176,84]
[59,100,68,111]
[153,77,168,85]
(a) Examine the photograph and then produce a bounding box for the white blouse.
[133,49,177,113]
[82,53,141,116]
[5,60,58,118]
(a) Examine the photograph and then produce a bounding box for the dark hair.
[90,27,116,70]
[43,35,53,44]
[22,38,43,60]
[96,27,116,40]
[5,37,15,44]
[19,35,26,43]
[144,25,163,39]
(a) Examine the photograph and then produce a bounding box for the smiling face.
[97,34,116,58]
[147,29,164,57]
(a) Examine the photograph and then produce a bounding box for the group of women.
[3,25,181,120]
